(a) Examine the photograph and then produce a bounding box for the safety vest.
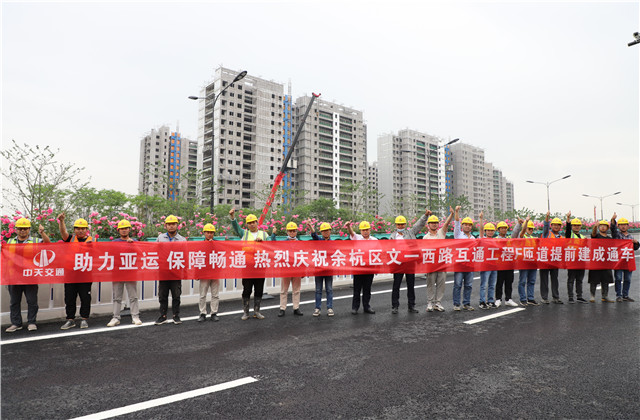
[242,230,267,242]
[7,237,40,244]
[547,230,562,239]
[523,233,534,239]
[570,232,584,239]
[70,235,93,242]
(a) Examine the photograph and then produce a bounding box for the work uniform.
[232,219,270,316]
[111,238,140,322]
[7,237,40,328]
[565,226,587,302]
[389,214,427,311]
[350,233,378,312]
[157,232,186,318]
[611,219,640,300]
[63,235,93,320]
[539,221,563,302]
[311,232,333,312]
[199,237,220,317]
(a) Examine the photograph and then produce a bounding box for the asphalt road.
[2,261,639,419]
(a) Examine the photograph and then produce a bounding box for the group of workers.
[3,206,638,333]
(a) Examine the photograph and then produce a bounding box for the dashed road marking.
[69,376,259,420]
[464,308,526,324]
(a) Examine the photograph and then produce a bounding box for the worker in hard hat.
[346,220,377,314]
[309,221,335,317]
[539,212,564,304]
[275,221,304,317]
[198,223,221,322]
[154,215,187,325]
[495,220,519,307]
[57,213,93,330]
[389,209,428,314]
[588,217,616,303]
[5,218,50,333]
[611,214,639,302]
[565,211,588,304]
[477,211,497,310]
[422,207,454,312]
[517,216,539,306]
[107,220,142,327]
[230,208,270,320]
[452,206,476,311]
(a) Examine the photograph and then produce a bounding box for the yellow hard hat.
[286,222,298,231]
[74,218,89,228]
[427,215,439,223]
[359,221,371,230]
[618,217,629,225]
[571,218,582,226]
[117,220,131,229]
[319,222,332,231]
[203,223,216,232]
[245,214,258,223]
[165,215,179,224]
[395,216,407,224]
[497,221,508,229]
[461,217,473,225]
[526,221,535,229]
[550,218,563,225]
[15,218,31,228]
[599,220,609,226]
[484,223,496,231]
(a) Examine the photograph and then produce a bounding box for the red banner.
[1,238,636,285]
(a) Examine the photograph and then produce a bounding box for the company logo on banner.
[0,238,636,285]
[33,249,56,268]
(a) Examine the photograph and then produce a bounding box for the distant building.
[377,129,443,217]
[138,125,196,201]
[291,96,367,210]
[196,67,285,209]
[366,162,379,215]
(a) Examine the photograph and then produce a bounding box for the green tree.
[1,140,89,216]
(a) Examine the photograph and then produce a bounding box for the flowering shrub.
[2,208,638,243]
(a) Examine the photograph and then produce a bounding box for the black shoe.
[211,313,219,322]
[488,302,497,309]
[364,308,376,314]
[278,310,285,317]
[576,297,589,304]
[623,297,635,302]
[391,307,398,314]
[154,315,167,325]
[479,302,488,310]
[568,298,575,304]
[351,309,358,315]
[173,315,182,324]
[408,307,419,313]
[197,314,206,322]
[527,300,540,306]
[293,309,303,316]
[552,298,564,304]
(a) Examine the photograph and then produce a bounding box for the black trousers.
[495,270,514,300]
[539,268,560,300]
[64,283,92,319]
[353,274,374,310]
[158,280,182,316]
[392,273,416,308]
[567,269,585,299]
[242,278,265,300]
[8,285,38,326]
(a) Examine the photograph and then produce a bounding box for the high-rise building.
[377,129,444,217]
[366,162,379,215]
[449,142,514,217]
[291,96,367,210]
[196,67,285,209]
[138,125,197,201]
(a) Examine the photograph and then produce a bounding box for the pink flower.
[109,236,114,240]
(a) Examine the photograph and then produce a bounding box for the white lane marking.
[464,308,526,325]
[596,282,616,291]
[69,376,258,420]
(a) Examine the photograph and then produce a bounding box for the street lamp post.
[616,202,639,223]
[582,191,621,220]
[189,70,247,214]
[526,175,571,213]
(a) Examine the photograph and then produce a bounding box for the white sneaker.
[505,299,518,307]
[313,308,321,317]
[107,318,120,327]
[453,305,461,311]
[327,308,335,317]
[426,303,434,312]
[495,299,502,308]
[434,303,445,312]
[132,316,142,325]
[80,319,89,329]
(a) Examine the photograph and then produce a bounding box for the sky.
[2,0,639,221]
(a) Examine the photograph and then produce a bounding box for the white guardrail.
[1,274,396,325]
